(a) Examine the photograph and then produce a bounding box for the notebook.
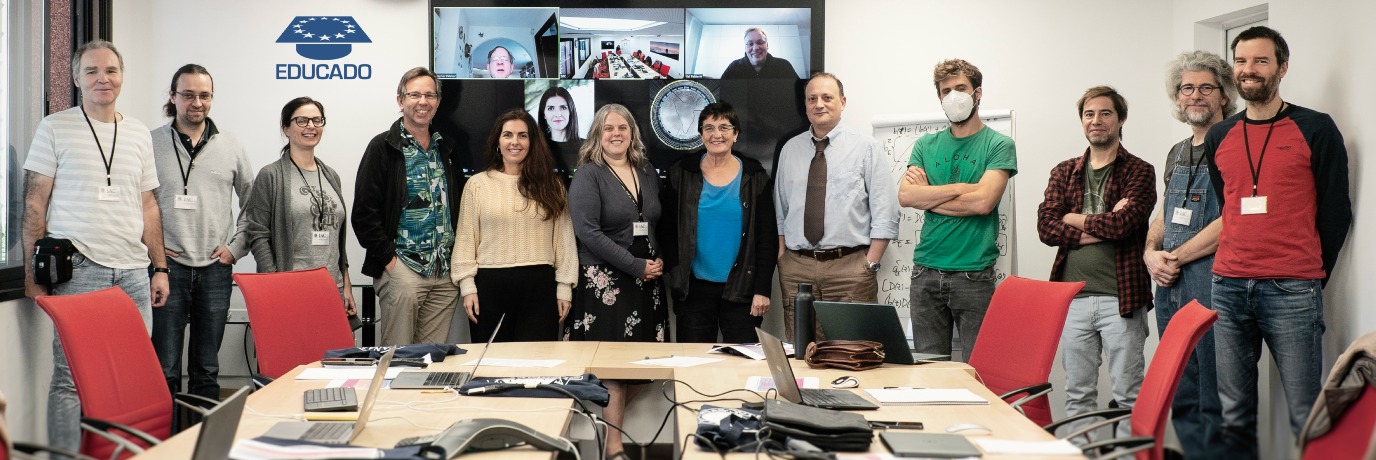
[813,301,951,364]
[755,327,878,410]
[262,348,394,444]
[391,313,505,390]
[880,432,983,458]
[191,385,251,460]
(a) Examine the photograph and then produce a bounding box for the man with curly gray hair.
[1143,50,1234,459]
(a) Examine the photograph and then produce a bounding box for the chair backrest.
[37,288,171,459]
[234,267,355,378]
[658,64,671,77]
[1302,385,1376,460]
[967,276,1084,427]
[1130,300,1218,460]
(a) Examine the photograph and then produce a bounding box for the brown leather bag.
[804,340,885,371]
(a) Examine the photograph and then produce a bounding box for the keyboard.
[800,389,848,406]
[423,372,466,387]
[304,387,358,412]
[300,422,353,443]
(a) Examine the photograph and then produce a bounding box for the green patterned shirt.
[395,130,453,277]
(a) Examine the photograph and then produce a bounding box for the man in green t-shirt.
[897,59,1016,361]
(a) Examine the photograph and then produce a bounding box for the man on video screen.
[721,28,798,79]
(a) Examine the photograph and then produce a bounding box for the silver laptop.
[391,313,504,390]
[813,301,950,364]
[262,347,394,444]
[190,386,251,460]
[755,328,879,410]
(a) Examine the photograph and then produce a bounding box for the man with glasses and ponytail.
[354,67,466,346]
[149,64,254,409]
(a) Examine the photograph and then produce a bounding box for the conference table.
[605,55,660,79]
[137,341,1083,459]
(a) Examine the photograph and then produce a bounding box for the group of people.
[23,24,1349,460]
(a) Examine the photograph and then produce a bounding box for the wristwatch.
[866,260,881,274]
[153,267,170,274]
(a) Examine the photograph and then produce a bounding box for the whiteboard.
[871,110,1017,339]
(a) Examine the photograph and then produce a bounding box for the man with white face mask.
[897,59,1015,360]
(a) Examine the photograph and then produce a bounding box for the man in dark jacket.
[720,28,800,79]
[353,67,466,346]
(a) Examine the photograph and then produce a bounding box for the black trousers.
[472,265,560,342]
[675,278,761,343]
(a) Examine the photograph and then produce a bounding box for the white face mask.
[941,90,976,123]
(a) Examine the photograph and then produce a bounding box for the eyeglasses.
[404,92,440,101]
[702,124,735,134]
[490,57,512,64]
[291,116,327,128]
[175,91,214,102]
[1177,84,1219,96]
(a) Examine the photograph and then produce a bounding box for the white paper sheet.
[295,367,404,380]
[630,356,723,367]
[972,438,1083,455]
[460,358,565,368]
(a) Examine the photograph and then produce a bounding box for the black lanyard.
[170,125,197,195]
[1242,103,1284,197]
[1175,137,1201,208]
[291,157,326,231]
[80,107,118,187]
[610,163,644,221]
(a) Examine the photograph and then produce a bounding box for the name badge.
[1170,207,1193,225]
[174,195,199,210]
[1241,196,1268,215]
[97,185,122,201]
[311,231,330,246]
[633,221,649,236]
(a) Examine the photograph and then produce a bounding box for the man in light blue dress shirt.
[774,72,899,341]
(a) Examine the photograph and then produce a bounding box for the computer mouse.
[945,422,992,435]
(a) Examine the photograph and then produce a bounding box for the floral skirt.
[564,263,667,342]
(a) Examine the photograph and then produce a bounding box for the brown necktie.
[804,137,829,246]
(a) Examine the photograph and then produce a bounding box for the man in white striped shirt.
[22,39,169,454]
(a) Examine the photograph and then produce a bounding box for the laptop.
[755,328,879,410]
[391,313,504,390]
[813,301,951,364]
[262,347,394,444]
[190,385,251,460]
[880,432,983,458]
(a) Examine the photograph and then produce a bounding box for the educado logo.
[275,16,373,80]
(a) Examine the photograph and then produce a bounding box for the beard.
[1182,106,1216,126]
[1087,132,1119,149]
[1237,73,1279,102]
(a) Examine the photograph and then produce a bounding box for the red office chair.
[967,276,1084,427]
[1299,332,1376,460]
[1044,300,1218,460]
[658,64,671,77]
[37,288,218,459]
[234,267,355,378]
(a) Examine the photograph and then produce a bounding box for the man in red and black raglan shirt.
[1204,26,1351,458]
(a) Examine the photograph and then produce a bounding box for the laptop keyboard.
[300,422,353,443]
[424,372,465,387]
[304,387,358,412]
[800,389,847,406]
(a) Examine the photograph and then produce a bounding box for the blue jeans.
[48,253,152,453]
[1060,296,1147,442]
[908,265,996,361]
[152,258,232,401]
[1212,275,1324,460]
[1154,256,1223,459]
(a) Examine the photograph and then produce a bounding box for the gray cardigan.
[568,161,662,278]
[150,120,255,267]
[239,153,349,274]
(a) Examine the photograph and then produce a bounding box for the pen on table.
[884,386,924,389]
[644,354,675,360]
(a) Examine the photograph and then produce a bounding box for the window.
[2,0,47,300]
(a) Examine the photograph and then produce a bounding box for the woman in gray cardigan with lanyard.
[240,97,356,318]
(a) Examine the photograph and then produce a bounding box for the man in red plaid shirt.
[1037,86,1157,442]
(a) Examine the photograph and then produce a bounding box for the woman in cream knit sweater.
[450,109,576,342]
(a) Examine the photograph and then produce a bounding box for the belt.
[791,246,866,262]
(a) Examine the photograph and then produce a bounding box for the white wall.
[3,2,1370,453]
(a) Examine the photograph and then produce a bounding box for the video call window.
[434,7,560,79]
[560,8,686,80]
[683,8,810,79]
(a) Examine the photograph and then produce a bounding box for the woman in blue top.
[661,102,777,343]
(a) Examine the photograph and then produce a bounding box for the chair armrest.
[251,373,276,389]
[1042,407,1132,440]
[1080,436,1156,459]
[999,382,1053,414]
[13,441,100,460]
[79,417,159,457]
[174,392,222,413]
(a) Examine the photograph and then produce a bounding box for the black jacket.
[352,118,466,278]
[660,152,777,302]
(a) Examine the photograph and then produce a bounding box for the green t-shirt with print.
[907,126,1017,271]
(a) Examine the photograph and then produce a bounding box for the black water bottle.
[794,283,815,360]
